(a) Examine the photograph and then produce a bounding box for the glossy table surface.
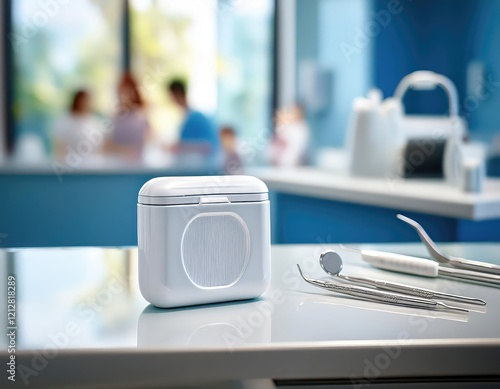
[1,243,500,387]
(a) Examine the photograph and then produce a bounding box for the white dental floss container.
[137,175,271,308]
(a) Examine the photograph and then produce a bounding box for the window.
[217,0,275,142]
[10,0,123,154]
[130,0,218,143]
[8,0,275,160]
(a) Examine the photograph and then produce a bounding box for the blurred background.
[5,0,274,166]
[1,0,500,247]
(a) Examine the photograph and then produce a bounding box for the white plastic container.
[137,175,271,308]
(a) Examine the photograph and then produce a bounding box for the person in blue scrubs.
[168,79,220,158]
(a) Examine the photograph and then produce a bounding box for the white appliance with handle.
[394,70,467,140]
[347,71,470,183]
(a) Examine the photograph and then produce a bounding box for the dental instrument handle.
[360,249,500,286]
[439,266,500,286]
[340,274,486,306]
[360,250,439,277]
[448,257,500,276]
[307,277,437,308]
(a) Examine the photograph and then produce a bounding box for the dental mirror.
[319,250,344,276]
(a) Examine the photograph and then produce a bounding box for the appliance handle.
[394,71,459,117]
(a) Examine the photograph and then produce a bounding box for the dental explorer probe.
[296,265,468,312]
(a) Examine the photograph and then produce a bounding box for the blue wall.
[466,0,500,136]
[373,0,474,116]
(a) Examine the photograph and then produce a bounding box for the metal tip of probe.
[437,301,469,313]
[296,264,322,288]
[296,264,309,283]
[296,264,310,282]
[296,264,304,277]
[466,297,487,306]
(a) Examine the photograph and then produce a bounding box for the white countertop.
[3,243,500,387]
[0,155,221,175]
[253,167,500,220]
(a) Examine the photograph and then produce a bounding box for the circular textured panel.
[181,213,250,288]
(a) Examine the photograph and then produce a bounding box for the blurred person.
[108,73,150,160]
[167,79,219,157]
[54,89,101,159]
[220,126,243,174]
[270,104,310,166]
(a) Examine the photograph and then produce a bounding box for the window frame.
[3,0,13,153]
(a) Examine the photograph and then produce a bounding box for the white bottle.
[380,97,405,176]
[443,118,464,187]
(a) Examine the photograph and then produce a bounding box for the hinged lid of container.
[138,175,268,205]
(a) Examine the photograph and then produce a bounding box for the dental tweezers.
[398,214,500,276]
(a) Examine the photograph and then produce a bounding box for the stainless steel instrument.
[397,214,500,276]
[296,264,468,312]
